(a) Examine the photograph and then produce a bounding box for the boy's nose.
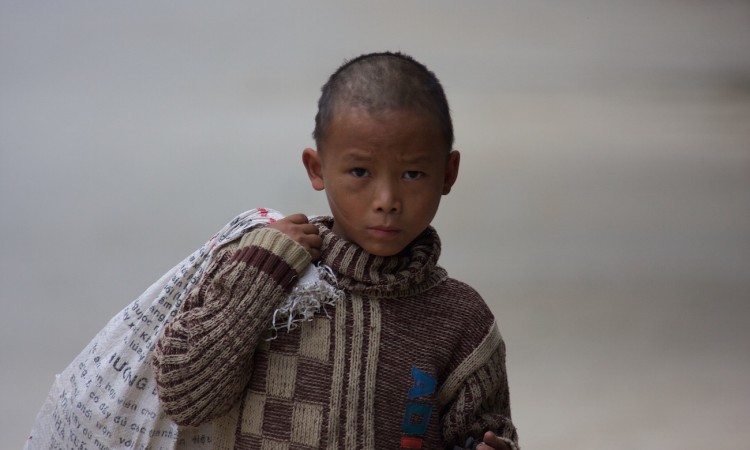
[373,181,401,214]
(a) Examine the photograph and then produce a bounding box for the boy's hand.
[267,214,322,261]
[476,431,511,450]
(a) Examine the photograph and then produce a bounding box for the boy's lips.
[367,226,401,239]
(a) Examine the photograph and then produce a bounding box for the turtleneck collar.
[310,217,447,298]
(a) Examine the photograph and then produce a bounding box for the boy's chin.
[336,234,406,257]
[329,220,418,257]
[355,237,414,257]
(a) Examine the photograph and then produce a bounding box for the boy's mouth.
[367,226,400,239]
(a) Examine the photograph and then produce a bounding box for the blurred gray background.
[2,1,749,448]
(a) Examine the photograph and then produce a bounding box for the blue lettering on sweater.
[400,367,437,448]
[408,367,437,400]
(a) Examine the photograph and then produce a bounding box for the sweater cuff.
[238,227,311,274]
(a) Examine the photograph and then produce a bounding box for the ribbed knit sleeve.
[152,227,311,426]
[439,325,519,449]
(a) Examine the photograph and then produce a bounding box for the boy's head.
[303,52,460,257]
[313,52,454,153]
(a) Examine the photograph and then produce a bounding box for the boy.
[152,52,518,449]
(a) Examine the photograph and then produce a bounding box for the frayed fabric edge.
[269,262,343,338]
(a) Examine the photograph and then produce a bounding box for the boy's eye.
[350,168,369,177]
[403,171,424,180]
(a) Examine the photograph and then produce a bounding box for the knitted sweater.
[152,218,518,449]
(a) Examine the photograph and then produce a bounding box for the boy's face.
[303,108,460,257]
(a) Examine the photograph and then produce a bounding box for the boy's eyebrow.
[342,151,373,162]
[342,150,435,163]
[400,153,433,164]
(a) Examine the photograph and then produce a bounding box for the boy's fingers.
[307,247,321,262]
[302,234,322,261]
[306,234,322,249]
[298,234,322,255]
[284,213,309,224]
[277,214,318,236]
[266,214,320,259]
[476,431,510,450]
[267,216,318,236]
[298,223,320,235]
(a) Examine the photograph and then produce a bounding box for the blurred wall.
[2,1,749,448]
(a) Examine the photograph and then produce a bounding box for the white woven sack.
[26,208,285,450]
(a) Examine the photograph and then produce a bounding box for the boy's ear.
[302,148,325,191]
[442,150,460,195]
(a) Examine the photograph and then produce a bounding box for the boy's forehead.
[321,108,448,163]
[318,103,451,156]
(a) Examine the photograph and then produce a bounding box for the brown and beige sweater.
[152,218,518,449]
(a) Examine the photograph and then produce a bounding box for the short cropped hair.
[313,52,454,152]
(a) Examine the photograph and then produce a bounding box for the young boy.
[152,52,519,449]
